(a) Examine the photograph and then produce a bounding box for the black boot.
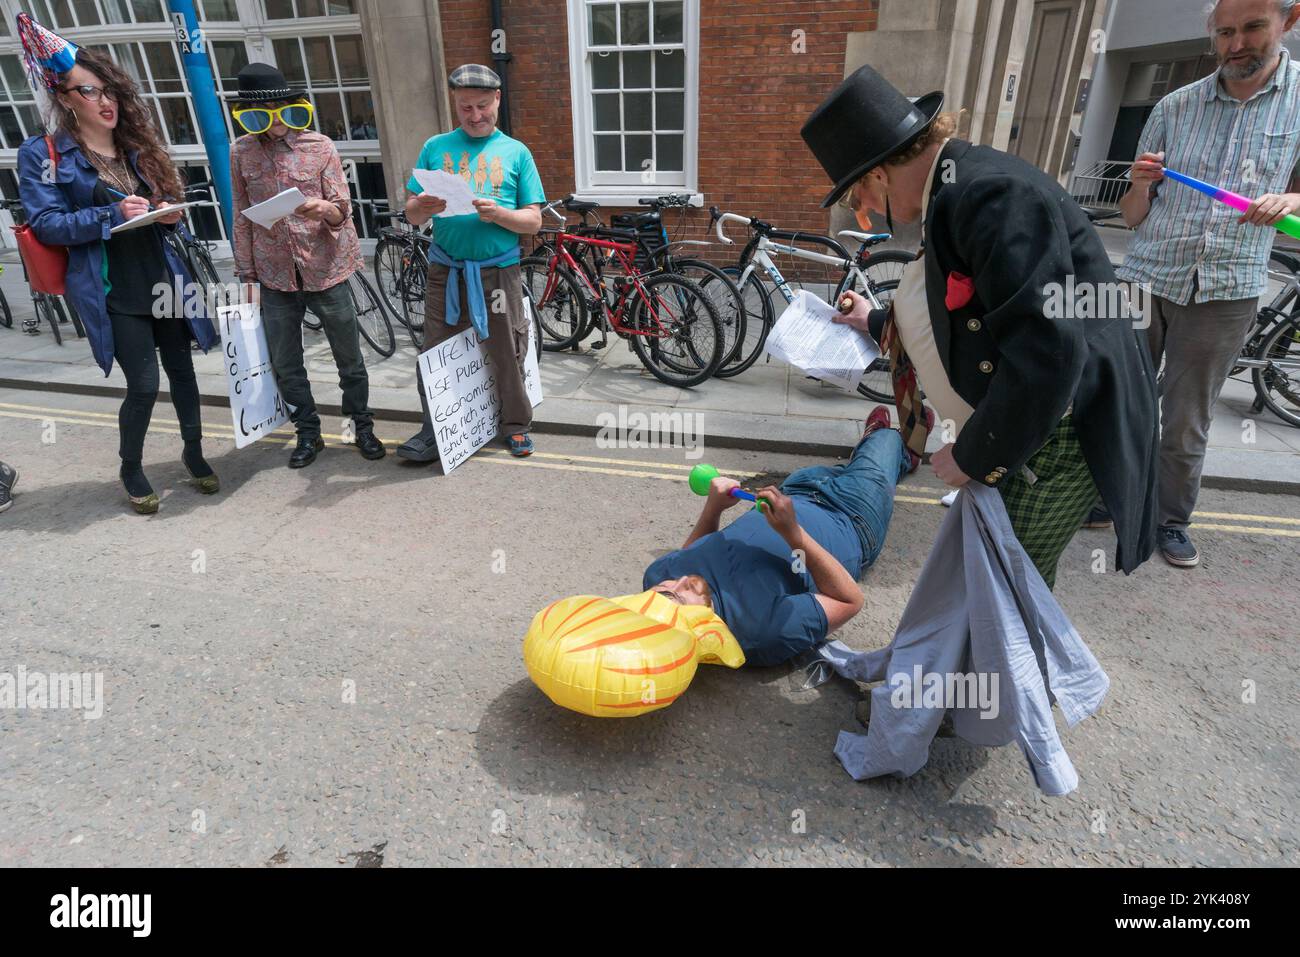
[289,434,325,469]
[354,422,386,460]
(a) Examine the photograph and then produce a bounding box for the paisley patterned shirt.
[230,129,362,292]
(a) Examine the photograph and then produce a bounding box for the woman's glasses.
[64,84,119,103]
[232,103,315,134]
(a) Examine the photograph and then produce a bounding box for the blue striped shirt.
[1118,50,1300,306]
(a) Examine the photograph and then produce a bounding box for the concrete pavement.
[2,242,1298,492]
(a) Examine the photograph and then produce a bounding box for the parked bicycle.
[710,206,915,399]
[522,216,724,387]
[371,202,433,345]
[299,268,397,359]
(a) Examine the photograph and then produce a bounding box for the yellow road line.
[0,400,694,471]
[1190,522,1300,538]
[5,404,1300,537]
[1194,509,1300,527]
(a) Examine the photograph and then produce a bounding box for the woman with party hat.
[15,13,219,515]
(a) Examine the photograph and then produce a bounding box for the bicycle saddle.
[612,210,661,228]
[839,230,892,247]
[1272,250,1300,274]
[564,198,601,213]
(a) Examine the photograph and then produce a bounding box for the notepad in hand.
[110,200,214,234]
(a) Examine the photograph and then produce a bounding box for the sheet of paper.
[110,200,215,234]
[763,289,880,393]
[240,187,308,229]
[412,168,478,217]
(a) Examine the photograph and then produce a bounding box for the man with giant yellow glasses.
[227,62,384,469]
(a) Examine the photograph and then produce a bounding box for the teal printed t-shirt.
[407,127,545,265]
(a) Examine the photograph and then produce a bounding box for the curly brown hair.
[884,111,964,167]
[50,47,184,203]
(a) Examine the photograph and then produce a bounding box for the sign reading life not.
[419,301,543,474]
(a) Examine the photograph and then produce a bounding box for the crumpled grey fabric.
[821,482,1108,796]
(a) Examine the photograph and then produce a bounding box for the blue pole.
[165,0,233,237]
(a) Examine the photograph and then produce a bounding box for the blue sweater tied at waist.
[426,243,520,340]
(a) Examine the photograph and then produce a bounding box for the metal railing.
[1070,159,1133,211]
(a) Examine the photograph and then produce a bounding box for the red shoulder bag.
[12,135,69,296]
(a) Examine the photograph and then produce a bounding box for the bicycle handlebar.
[637,193,693,209]
[713,211,752,246]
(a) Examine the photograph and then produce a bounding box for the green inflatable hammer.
[688,464,765,511]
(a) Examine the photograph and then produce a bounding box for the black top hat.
[801,65,943,209]
[226,62,305,103]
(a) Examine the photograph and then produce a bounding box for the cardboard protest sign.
[419,310,543,474]
[215,302,290,448]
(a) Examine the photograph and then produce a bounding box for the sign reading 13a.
[171,12,205,55]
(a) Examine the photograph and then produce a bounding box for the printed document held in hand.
[240,187,307,230]
[763,290,880,392]
[411,168,478,217]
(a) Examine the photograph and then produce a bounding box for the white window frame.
[565,0,699,206]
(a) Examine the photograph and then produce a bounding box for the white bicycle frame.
[714,212,887,311]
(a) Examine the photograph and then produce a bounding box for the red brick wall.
[438,0,879,267]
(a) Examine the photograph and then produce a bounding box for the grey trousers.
[261,278,373,438]
[1147,293,1257,529]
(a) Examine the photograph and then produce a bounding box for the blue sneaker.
[508,433,534,457]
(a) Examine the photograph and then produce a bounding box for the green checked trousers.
[997,416,1099,590]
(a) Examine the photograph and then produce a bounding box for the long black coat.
[918,139,1159,574]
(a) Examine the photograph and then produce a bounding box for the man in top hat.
[803,65,1160,588]
[228,62,384,469]
[395,63,545,463]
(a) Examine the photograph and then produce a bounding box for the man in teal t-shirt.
[397,63,546,462]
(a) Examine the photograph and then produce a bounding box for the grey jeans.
[1147,292,1257,529]
[261,278,373,438]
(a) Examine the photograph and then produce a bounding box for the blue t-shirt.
[407,127,545,264]
[642,500,863,667]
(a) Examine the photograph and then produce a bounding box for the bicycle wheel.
[856,249,915,287]
[718,266,774,377]
[628,275,723,388]
[36,295,62,345]
[62,297,85,339]
[1253,313,1300,428]
[0,288,12,329]
[190,243,221,292]
[521,254,587,351]
[349,271,396,358]
[670,258,745,375]
[400,257,428,350]
[836,269,903,403]
[373,236,408,324]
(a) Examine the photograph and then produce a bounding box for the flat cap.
[449,63,502,90]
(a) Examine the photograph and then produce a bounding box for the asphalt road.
[1,388,1296,866]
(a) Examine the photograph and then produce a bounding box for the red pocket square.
[945,272,975,311]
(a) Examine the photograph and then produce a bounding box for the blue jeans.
[781,428,908,566]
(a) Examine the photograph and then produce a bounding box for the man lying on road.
[643,408,923,667]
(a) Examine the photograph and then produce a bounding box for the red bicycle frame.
[540,231,677,339]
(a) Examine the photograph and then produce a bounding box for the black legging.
[110,312,203,464]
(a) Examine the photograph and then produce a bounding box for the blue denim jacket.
[17,130,216,376]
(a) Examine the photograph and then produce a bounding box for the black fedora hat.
[802,65,943,209]
[226,62,305,103]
